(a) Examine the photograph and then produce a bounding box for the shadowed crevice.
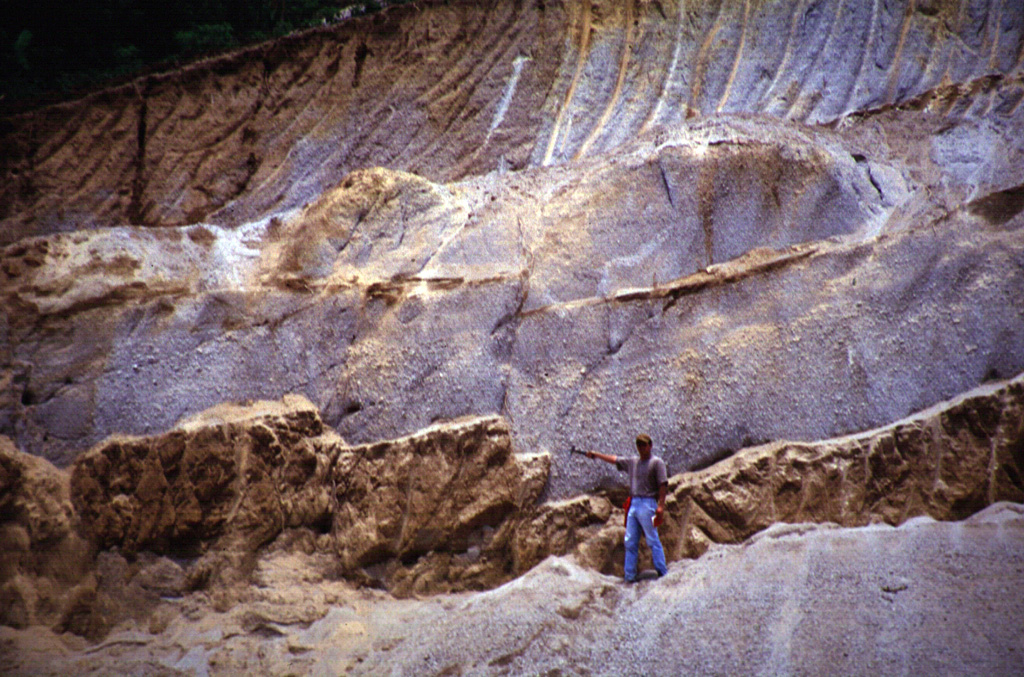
[968,183,1024,227]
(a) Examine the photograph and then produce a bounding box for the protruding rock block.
[513,494,614,574]
[3,375,1024,639]
[665,374,1024,559]
[262,167,467,286]
[551,374,1024,574]
[331,415,550,596]
[67,398,552,597]
[70,394,332,558]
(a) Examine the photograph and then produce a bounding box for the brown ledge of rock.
[0,436,92,631]
[330,415,551,596]
[67,398,553,600]
[5,373,1022,638]
[70,394,333,563]
[2,398,557,638]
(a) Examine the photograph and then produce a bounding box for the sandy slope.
[3,502,1022,676]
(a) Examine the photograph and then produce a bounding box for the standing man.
[586,434,669,582]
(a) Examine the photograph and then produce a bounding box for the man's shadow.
[633,569,661,581]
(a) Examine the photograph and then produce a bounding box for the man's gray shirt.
[615,455,668,498]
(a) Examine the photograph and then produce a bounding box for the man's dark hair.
[635,433,652,448]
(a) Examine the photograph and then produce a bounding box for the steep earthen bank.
[2,0,1021,241]
[68,401,552,599]
[5,505,1024,676]
[2,0,1023,670]
[2,372,1021,639]
[4,3,1024,493]
[0,437,91,633]
[5,117,1024,495]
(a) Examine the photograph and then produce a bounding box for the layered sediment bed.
[1,372,1020,637]
[5,117,1024,496]
[5,505,1023,675]
[2,0,1022,241]
[3,3,1024,492]
[2,0,1024,668]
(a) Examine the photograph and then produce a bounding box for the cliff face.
[2,0,1024,671]
[1,373,1020,639]
[2,0,1022,241]
[5,120,1024,498]
[3,0,1023,491]
[0,374,1022,670]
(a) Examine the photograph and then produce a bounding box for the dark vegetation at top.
[0,0,404,114]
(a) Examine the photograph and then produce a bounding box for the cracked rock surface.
[3,3,1024,498]
[5,113,1024,497]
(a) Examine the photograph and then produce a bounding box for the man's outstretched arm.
[585,450,618,465]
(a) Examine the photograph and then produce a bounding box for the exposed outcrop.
[68,398,551,598]
[314,504,1024,676]
[2,0,1021,241]
[70,396,334,573]
[667,374,1024,557]
[329,415,549,596]
[5,116,1024,496]
[3,3,1023,502]
[0,0,569,240]
[590,372,1024,573]
[0,436,203,641]
[2,401,557,638]
[4,504,1023,675]
[2,0,1024,670]
[2,371,1021,641]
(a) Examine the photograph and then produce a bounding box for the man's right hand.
[587,450,618,465]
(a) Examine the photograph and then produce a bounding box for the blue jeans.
[624,496,668,581]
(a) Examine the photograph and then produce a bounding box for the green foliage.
[114,45,144,74]
[1,0,415,109]
[174,23,236,56]
[13,30,32,71]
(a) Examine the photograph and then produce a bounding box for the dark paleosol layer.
[2,0,1024,673]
